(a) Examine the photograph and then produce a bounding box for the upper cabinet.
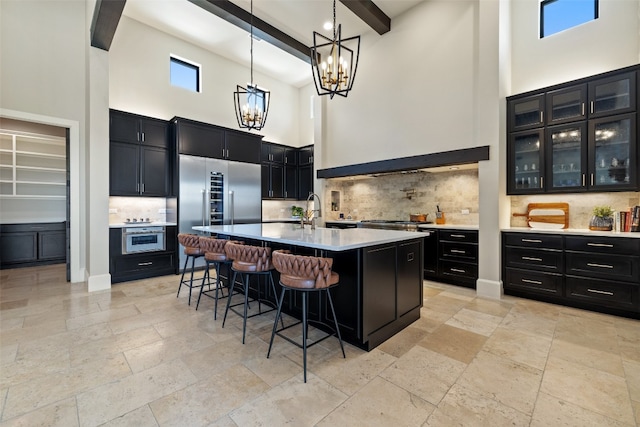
[109,110,170,197]
[261,142,312,200]
[507,65,638,195]
[173,117,262,164]
[110,110,169,149]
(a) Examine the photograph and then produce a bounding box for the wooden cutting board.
[513,202,569,229]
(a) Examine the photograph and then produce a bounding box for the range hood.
[316,146,489,180]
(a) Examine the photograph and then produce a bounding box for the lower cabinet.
[502,231,640,317]
[109,226,177,283]
[0,222,66,269]
[422,228,479,288]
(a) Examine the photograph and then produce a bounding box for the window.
[540,0,598,38]
[170,55,201,92]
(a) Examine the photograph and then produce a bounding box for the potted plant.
[589,205,614,231]
[291,205,304,219]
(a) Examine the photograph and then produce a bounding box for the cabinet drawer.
[566,276,638,311]
[112,253,175,275]
[505,247,563,272]
[439,230,477,243]
[440,241,477,261]
[503,232,563,250]
[565,252,638,282]
[440,260,477,280]
[565,236,640,255]
[505,268,563,296]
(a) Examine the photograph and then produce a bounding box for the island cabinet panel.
[362,244,398,339]
[397,240,423,316]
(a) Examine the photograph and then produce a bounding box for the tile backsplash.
[511,192,640,229]
[109,197,173,223]
[323,169,480,225]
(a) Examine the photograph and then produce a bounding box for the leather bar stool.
[176,233,205,306]
[196,237,241,318]
[268,250,346,382]
[222,242,280,344]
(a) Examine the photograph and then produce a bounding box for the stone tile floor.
[0,264,638,426]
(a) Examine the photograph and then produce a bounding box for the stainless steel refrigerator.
[178,154,261,270]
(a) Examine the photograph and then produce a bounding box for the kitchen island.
[193,223,424,350]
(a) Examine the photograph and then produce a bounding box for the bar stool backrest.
[226,242,273,272]
[272,250,336,289]
[178,233,203,256]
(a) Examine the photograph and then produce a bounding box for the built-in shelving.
[0,131,66,199]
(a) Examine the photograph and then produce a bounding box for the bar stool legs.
[176,251,201,306]
[196,259,228,319]
[267,286,345,382]
[222,269,279,344]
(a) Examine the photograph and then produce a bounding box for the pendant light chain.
[250,0,254,85]
[332,0,337,40]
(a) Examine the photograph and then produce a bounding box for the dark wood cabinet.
[502,231,639,317]
[173,117,262,164]
[109,226,177,283]
[507,65,639,195]
[422,228,479,288]
[261,142,308,200]
[110,142,169,197]
[298,145,314,165]
[110,109,169,148]
[1,222,66,269]
[109,110,171,197]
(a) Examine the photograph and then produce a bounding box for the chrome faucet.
[305,192,322,229]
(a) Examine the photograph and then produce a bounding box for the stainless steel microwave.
[121,226,165,254]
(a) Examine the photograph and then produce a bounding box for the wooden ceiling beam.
[90,0,126,51]
[340,0,390,35]
[187,0,311,63]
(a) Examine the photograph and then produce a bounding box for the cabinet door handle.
[539,111,543,123]
[141,132,145,142]
[522,278,542,285]
[137,132,140,141]
[521,239,541,243]
[587,262,613,269]
[136,183,139,192]
[587,242,613,248]
[451,268,466,273]
[581,103,585,116]
[450,249,466,254]
[141,183,145,193]
[450,234,465,238]
[582,174,586,186]
[540,176,544,189]
[590,101,594,114]
[138,261,153,266]
[522,256,542,262]
[590,173,594,186]
[587,288,613,296]
[407,252,414,262]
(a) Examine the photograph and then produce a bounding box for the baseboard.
[88,273,112,292]
[476,278,503,300]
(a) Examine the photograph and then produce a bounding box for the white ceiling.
[122,0,424,88]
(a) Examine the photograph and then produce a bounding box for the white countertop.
[109,222,176,228]
[503,226,640,238]
[193,223,423,251]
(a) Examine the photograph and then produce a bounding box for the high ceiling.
[121,0,424,88]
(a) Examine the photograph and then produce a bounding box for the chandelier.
[234,0,270,130]
[311,0,361,98]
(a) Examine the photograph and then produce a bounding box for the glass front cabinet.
[507,65,638,195]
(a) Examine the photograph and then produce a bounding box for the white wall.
[109,16,302,146]
[511,0,639,94]
[0,0,89,283]
[321,1,479,169]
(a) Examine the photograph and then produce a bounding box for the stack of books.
[614,206,640,232]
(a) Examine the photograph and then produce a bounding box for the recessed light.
[323,21,333,31]
[449,166,459,170]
